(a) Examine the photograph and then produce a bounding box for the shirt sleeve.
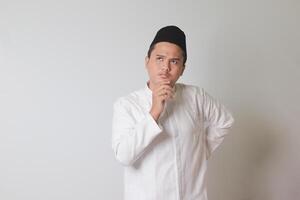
[111,98,163,166]
[196,87,235,159]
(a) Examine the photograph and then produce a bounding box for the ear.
[180,65,186,76]
[145,56,149,68]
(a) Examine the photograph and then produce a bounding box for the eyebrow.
[155,54,181,60]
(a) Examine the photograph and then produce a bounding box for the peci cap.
[149,25,187,62]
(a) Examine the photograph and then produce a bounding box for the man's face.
[145,42,185,88]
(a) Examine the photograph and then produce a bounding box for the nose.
[161,61,170,73]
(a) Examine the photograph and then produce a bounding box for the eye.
[170,59,178,65]
[156,57,164,62]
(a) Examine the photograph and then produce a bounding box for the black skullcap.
[149,25,187,62]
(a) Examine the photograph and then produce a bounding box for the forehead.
[152,42,183,57]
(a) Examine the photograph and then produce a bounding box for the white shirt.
[112,82,234,200]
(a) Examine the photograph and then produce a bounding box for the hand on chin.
[158,76,172,86]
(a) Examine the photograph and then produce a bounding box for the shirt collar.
[145,81,152,97]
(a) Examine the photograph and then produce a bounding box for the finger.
[161,92,173,101]
[166,90,174,99]
[159,87,173,94]
[158,79,171,85]
[158,89,173,98]
[158,84,173,90]
[157,90,167,97]
[156,89,172,98]
[154,87,168,95]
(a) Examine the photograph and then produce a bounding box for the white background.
[1,0,299,199]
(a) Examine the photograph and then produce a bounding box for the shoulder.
[113,87,145,111]
[176,82,205,96]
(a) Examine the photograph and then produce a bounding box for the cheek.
[170,68,182,77]
[146,66,159,79]
[149,64,160,74]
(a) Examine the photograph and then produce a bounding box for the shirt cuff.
[146,112,163,133]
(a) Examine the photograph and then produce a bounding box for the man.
[112,25,234,200]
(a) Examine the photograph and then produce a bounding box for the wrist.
[149,109,160,122]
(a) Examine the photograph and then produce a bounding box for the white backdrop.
[1,0,299,199]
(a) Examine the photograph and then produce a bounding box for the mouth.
[157,73,172,85]
[158,73,169,79]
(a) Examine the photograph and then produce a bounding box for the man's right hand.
[149,80,175,122]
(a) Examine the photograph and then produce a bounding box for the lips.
[158,73,169,79]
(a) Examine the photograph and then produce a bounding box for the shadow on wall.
[208,107,288,200]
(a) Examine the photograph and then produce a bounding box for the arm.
[112,98,163,166]
[197,87,234,159]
